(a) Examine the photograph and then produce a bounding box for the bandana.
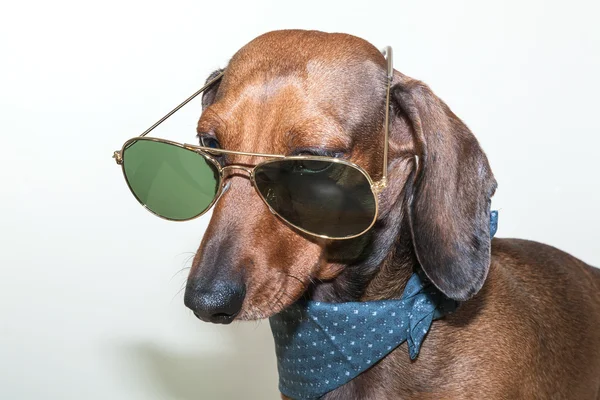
[269,211,498,400]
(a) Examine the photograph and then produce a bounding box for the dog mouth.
[235,279,311,321]
[193,310,240,325]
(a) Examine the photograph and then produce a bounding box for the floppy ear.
[201,69,224,109]
[391,77,497,301]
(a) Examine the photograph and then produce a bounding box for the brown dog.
[184,30,600,399]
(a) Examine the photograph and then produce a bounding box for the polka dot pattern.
[269,271,457,400]
[268,211,497,400]
[490,210,499,238]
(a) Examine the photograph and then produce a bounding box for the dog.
[183,30,600,399]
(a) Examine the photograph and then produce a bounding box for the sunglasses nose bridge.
[222,165,254,180]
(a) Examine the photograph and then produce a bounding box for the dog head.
[184,30,496,323]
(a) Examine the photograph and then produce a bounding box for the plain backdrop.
[1,0,599,399]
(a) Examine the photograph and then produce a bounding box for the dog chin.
[235,309,272,321]
[236,301,295,321]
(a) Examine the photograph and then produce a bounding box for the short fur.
[186,30,600,399]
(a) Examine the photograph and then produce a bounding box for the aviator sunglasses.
[113,47,393,239]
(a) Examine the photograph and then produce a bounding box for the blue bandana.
[269,211,498,400]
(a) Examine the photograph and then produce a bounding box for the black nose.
[184,279,246,324]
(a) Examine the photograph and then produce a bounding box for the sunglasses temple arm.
[139,71,225,137]
[379,46,393,189]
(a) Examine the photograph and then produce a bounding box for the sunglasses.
[113,47,393,240]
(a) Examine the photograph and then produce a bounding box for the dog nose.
[184,279,246,324]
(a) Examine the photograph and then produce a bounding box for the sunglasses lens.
[122,140,220,220]
[254,159,376,238]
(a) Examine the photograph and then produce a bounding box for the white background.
[1,1,599,399]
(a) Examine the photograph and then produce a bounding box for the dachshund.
[184,30,600,399]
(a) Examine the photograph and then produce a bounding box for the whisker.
[170,252,196,281]
[171,284,187,302]
[170,266,191,281]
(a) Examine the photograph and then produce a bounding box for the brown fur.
[186,30,600,398]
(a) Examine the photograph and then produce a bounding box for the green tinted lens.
[254,159,376,238]
[122,140,220,220]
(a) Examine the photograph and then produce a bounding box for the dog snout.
[184,278,246,324]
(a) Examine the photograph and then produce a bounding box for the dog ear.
[202,69,224,109]
[391,77,497,301]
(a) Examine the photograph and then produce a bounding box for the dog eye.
[200,136,221,149]
[295,159,333,173]
[294,148,344,158]
[199,136,226,165]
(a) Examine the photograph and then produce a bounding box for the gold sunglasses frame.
[113,46,394,240]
